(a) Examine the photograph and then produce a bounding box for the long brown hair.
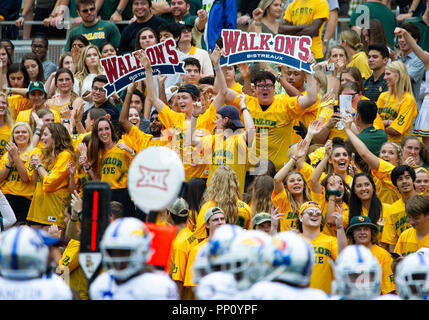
[87,117,118,175]
[42,123,76,168]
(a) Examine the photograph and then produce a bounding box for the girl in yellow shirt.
[0,122,37,224]
[296,201,347,294]
[87,117,136,217]
[27,123,76,231]
[0,93,13,159]
[376,61,417,144]
[339,29,372,79]
[414,167,429,194]
[6,63,32,120]
[272,139,312,232]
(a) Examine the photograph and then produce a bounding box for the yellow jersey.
[377,92,417,144]
[200,132,248,194]
[303,232,337,294]
[0,148,38,199]
[0,124,11,158]
[370,244,396,295]
[158,104,216,181]
[347,51,372,79]
[291,92,321,144]
[283,0,330,59]
[193,200,252,240]
[394,228,429,257]
[99,142,132,190]
[381,198,412,246]
[7,94,32,120]
[168,227,198,283]
[371,158,401,205]
[271,188,300,231]
[16,108,61,124]
[26,150,73,228]
[184,238,207,288]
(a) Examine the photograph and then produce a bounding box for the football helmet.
[207,224,244,271]
[192,243,211,284]
[332,244,381,300]
[209,230,273,290]
[265,231,315,287]
[395,252,429,300]
[100,217,153,281]
[0,226,49,279]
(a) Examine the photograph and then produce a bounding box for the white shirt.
[89,271,179,300]
[244,281,329,300]
[196,272,239,300]
[0,274,73,300]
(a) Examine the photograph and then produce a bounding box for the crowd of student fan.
[0,0,428,301]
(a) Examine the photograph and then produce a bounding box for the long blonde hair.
[384,60,413,103]
[201,165,241,224]
[0,92,15,128]
[284,171,312,213]
[74,45,103,94]
[340,29,363,52]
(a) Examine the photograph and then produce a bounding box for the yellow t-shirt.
[26,150,73,228]
[370,244,396,295]
[0,124,12,158]
[311,191,350,236]
[304,232,337,294]
[377,92,417,144]
[230,93,308,171]
[381,198,412,246]
[168,227,198,283]
[230,82,243,94]
[394,228,429,257]
[193,200,252,240]
[99,142,132,190]
[71,132,91,151]
[7,94,32,120]
[283,0,330,59]
[16,108,61,124]
[200,132,248,194]
[347,51,372,79]
[291,92,320,144]
[0,148,38,199]
[184,238,207,287]
[371,158,401,205]
[59,239,89,300]
[271,189,300,231]
[158,104,216,181]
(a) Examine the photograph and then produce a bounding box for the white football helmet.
[265,231,315,287]
[207,224,244,271]
[332,244,381,300]
[192,243,211,284]
[208,230,272,290]
[0,226,49,279]
[395,252,429,300]
[100,217,153,281]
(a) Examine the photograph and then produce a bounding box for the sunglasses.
[80,6,96,14]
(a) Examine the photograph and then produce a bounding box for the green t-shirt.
[64,19,121,51]
[356,126,388,156]
[99,0,134,20]
[349,2,396,48]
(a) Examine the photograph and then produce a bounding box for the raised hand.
[135,50,152,70]
[209,45,222,66]
[252,8,264,22]
[294,139,309,160]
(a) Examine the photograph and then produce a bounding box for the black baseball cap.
[217,105,244,128]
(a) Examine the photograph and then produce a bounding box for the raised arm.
[238,94,255,146]
[273,139,309,194]
[135,50,165,113]
[119,80,137,134]
[344,115,380,170]
[394,27,429,69]
[297,56,318,109]
[311,139,331,194]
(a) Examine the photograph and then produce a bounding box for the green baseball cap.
[167,197,189,217]
[346,216,378,237]
[27,81,46,95]
[252,212,271,229]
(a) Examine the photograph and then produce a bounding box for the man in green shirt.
[349,0,396,48]
[64,0,121,52]
[355,100,387,156]
[404,0,429,52]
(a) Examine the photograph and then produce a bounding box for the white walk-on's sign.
[220,29,314,73]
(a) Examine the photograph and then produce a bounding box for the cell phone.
[333,105,340,113]
[327,63,335,72]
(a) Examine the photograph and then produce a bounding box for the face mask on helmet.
[396,252,429,300]
[0,226,49,280]
[333,245,381,300]
[100,217,152,281]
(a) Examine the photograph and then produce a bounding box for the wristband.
[326,189,341,197]
[70,217,78,223]
[241,107,249,113]
[34,128,41,136]
[36,163,44,170]
[9,88,12,96]
[213,66,220,71]
[276,74,281,81]
[116,8,123,14]
[5,164,12,170]
[62,119,70,124]
[192,113,199,118]
[255,22,262,26]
